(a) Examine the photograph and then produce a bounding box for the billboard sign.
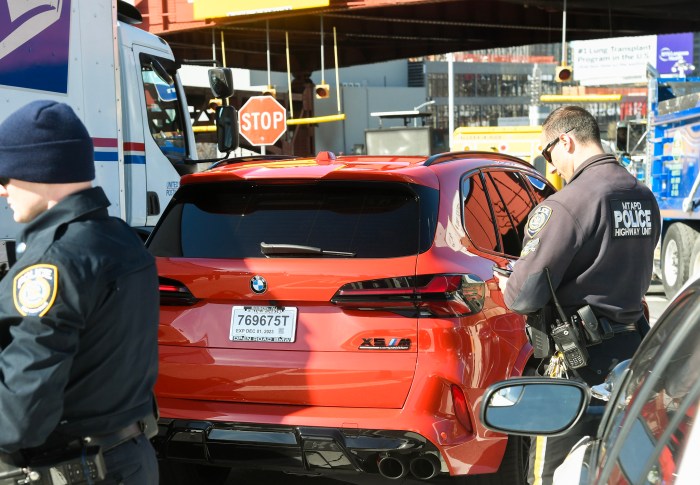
[194,0,329,19]
[571,33,695,85]
[657,33,694,77]
[571,35,656,86]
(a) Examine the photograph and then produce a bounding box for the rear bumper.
[154,418,442,478]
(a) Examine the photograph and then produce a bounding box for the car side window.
[598,288,700,484]
[642,397,698,484]
[483,170,536,257]
[462,172,500,253]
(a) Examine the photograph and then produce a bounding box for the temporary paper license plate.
[230,306,298,342]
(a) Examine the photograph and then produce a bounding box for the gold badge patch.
[527,206,553,238]
[13,264,58,317]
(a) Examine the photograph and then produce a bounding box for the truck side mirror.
[209,68,235,99]
[216,106,239,153]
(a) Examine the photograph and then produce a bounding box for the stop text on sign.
[240,111,285,132]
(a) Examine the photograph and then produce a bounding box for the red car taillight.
[331,274,485,317]
[450,384,473,434]
[159,277,198,306]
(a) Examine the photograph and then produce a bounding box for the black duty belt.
[84,422,144,452]
[598,317,637,334]
[22,421,146,466]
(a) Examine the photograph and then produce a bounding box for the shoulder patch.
[527,206,553,238]
[520,238,540,257]
[13,264,59,317]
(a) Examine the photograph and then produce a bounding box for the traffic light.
[315,83,330,99]
[207,98,222,113]
[555,65,574,83]
[262,86,277,97]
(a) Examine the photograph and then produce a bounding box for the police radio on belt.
[545,267,589,369]
[0,446,105,485]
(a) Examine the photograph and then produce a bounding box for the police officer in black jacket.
[497,106,660,485]
[0,101,159,484]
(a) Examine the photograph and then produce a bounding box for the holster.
[525,307,552,359]
[574,305,613,346]
[635,315,651,339]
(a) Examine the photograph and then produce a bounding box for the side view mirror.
[216,106,239,153]
[209,68,235,99]
[480,377,589,436]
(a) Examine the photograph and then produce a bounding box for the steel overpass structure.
[135,0,700,73]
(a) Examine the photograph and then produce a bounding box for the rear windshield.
[147,181,438,259]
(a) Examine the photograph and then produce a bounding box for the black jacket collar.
[568,153,620,184]
[18,187,110,248]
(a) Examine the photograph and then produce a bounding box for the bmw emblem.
[250,275,267,294]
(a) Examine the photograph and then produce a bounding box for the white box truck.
[0,0,199,239]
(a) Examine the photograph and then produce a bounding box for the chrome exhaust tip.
[377,453,409,480]
[409,453,441,480]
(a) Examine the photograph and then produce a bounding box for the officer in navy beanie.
[0,100,95,183]
[0,99,160,484]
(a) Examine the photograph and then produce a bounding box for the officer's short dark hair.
[542,106,602,147]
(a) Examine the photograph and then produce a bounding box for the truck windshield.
[140,54,187,162]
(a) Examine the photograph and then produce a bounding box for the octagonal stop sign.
[238,96,287,146]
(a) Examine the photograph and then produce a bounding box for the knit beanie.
[0,100,95,183]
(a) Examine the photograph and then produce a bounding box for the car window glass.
[616,418,655,483]
[642,395,699,485]
[139,54,187,162]
[631,327,700,483]
[599,289,700,483]
[147,182,436,259]
[526,174,555,204]
[462,173,499,253]
[483,170,535,257]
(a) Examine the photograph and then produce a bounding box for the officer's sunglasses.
[0,177,8,188]
[541,127,575,164]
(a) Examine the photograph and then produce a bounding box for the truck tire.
[661,223,698,298]
[689,237,700,282]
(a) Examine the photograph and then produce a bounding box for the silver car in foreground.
[480,277,700,485]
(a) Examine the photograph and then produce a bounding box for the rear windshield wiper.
[260,242,356,258]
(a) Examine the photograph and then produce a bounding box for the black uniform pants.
[99,434,158,485]
[527,330,642,485]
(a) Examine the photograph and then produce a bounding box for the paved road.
[219,284,671,485]
[226,469,427,484]
[646,281,669,325]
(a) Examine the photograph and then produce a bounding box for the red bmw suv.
[147,151,555,484]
